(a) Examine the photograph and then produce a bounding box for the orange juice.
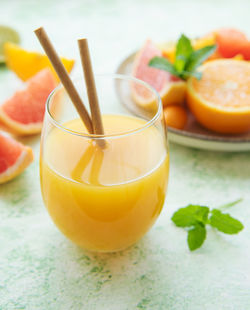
[40,114,169,252]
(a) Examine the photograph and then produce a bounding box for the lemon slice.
[0,25,20,63]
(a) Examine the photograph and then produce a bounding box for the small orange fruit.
[164,105,188,130]
[187,59,250,134]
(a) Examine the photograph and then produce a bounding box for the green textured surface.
[1,0,250,309]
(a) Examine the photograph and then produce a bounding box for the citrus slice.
[0,68,57,135]
[0,25,20,63]
[4,42,74,81]
[187,59,250,134]
[157,40,176,63]
[0,132,33,184]
[215,28,250,60]
[132,40,186,111]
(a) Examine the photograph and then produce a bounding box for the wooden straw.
[78,38,106,148]
[34,27,93,134]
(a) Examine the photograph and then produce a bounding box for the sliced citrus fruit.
[164,105,188,130]
[132,40,186,111]
[215,28,250,60]
[0,132,33,184]
[157,41,176,63]
[0,68,56,135]
[4,42,74,81]
[0,25,20,63]
[187,59,250,134]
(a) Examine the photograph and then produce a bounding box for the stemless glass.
[40,74,169,252]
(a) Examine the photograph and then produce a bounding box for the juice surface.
[40,115,169,252]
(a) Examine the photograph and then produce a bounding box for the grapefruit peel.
[0,68,57,136]
[0,132,34,184]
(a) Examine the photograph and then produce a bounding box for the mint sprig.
[171,199,244,251]
[209,209,244,234]
[188,222,206,251]
[149,34,217,80]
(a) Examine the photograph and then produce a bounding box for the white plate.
[116,52,250,152]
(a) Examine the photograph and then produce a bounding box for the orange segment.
[0,132,34,184]
[187,59,250,134]
[4,42,74,81]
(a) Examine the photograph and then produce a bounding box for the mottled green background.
[1,0,250,309]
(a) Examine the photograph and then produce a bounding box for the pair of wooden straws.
[34,27,105,147]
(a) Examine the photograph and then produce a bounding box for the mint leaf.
[180,70,202,80]
[187,223,206,251]
[175,34,193,72]
[210,209,244,234]
[148,34,216,81]
[148,56,179,77]
[172,199,244,251]
[171,205,209,227]
[185,45,217,72]
[194,206,209,223]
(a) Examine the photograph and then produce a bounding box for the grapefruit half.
[0,132,33,184]
[0,68,57,135]
[132,40,186,111]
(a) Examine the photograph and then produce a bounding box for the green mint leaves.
[188,222,206,251]
[149,34,217,80]
[171,200,244,251]
[171,205,209,227]
[209,209,244,234]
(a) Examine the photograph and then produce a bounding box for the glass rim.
[46,73,162,139]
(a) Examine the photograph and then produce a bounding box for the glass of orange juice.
[40,74,169,252]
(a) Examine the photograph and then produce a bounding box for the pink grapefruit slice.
[0,132,34,184]
[0,68,57,135]
[132,40,186,111]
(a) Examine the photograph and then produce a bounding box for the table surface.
[1,0,250,309]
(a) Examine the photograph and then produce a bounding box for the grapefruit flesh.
[132,40,186,111]
[215,28,250,60]
[0,132,33,184]
[0,68,57,135]
[187,59,250,134]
